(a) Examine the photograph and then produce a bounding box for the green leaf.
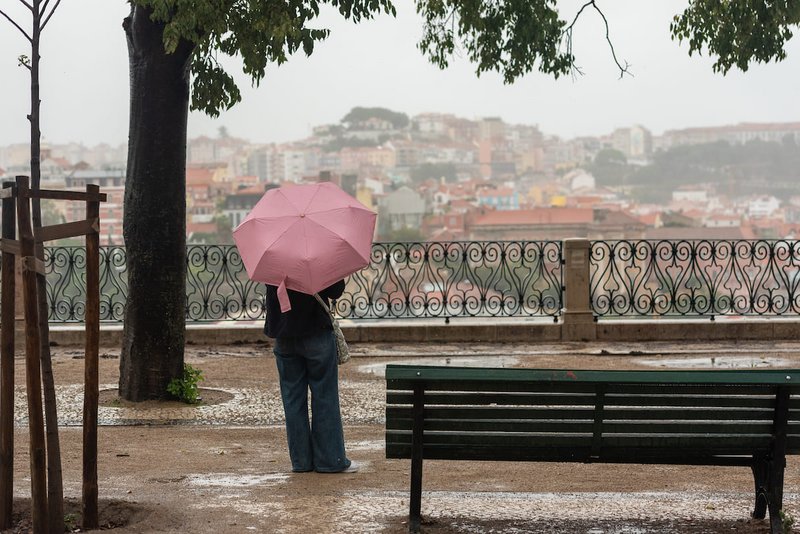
[671,0,797,74]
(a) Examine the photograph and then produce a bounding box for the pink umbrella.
[233,182,376,312]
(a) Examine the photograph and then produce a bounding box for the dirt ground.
[2,339,799,533]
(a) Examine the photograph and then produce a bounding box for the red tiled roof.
[636,213,660,226]
[187,221,217,234]
[595,210,646,227]
[187,167,215,185]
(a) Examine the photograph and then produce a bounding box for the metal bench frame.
[385,365,800,533]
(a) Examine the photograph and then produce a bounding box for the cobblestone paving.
[13,378,386,427]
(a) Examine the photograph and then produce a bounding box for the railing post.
[561,238,596,341]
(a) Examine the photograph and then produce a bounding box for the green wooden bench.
[385,364,800,533]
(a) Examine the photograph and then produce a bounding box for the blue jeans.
[273,331,351,473]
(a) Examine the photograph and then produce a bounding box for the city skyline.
[1,0,799,147]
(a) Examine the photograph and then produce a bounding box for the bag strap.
[313,293,335,323]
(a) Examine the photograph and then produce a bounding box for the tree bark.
[120,5,194,401]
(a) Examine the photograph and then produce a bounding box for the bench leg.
[751,458,768,520]
[409,386,424,533]
[754,454,787,534]
[409,454,422,533]
[767,455,785,534]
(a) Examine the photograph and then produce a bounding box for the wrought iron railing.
[46,246,129,322]
[590,240,800,318]
[19,239,800,323]
[34,241,563,323]
[341,241,562,319]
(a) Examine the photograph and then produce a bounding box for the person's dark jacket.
[263,280,345,339]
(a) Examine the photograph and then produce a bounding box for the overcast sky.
[1,0,799,148]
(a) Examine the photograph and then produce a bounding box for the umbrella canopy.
[233,182,376,312]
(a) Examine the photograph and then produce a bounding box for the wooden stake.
[82,184,100,529]
[0,182,16,529]
[16,176,48,534]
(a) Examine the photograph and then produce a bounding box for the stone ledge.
[44,317,800,346]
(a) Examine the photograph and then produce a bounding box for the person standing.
[264,279,357,473]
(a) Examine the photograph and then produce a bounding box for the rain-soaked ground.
[5,338,799,532]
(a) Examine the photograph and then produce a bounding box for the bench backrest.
[385,365,800,464]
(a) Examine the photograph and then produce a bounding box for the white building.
[747,196,781,219]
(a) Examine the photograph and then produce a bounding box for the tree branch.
[591,1,631,79]
[41,0,63,31]
[0,8,33,42]
[17,0,34,11]
[563,0,631,79]
[565,0,593,32]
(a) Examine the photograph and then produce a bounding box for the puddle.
[358,356,519,377]
[186,473,289,487]
[636,356,792,369]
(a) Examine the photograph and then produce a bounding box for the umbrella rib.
[302,183,341,215]
[306,215,371,264]
[311,206,369,260]
[251,218,301,280]
[301,217,316,292]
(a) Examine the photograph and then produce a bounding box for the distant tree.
[623,139,800,203]
[594,148,627,166]
[410,163,458,184]
[341,107,410,129]
[322,136,379,153]
[586,148,632,188]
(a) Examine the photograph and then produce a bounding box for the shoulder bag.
[313,293,350,365]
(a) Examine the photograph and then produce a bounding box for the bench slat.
[387,405,777,422]
[388,380,784,397]
[387,391,596,406]
[388,380,598,394]
[385,443,759,466]
[386,417,779,435]
[386,430,772,452]
[385,365,800,385]
[387,391,779,409]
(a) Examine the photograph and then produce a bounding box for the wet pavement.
[38,340,800,427]
[8,339,800,533]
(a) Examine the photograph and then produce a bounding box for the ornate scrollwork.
[590,240,800,317]
[34,241,563,322]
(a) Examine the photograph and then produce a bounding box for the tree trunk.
[29,2,65,528]
[120,5,194,401]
